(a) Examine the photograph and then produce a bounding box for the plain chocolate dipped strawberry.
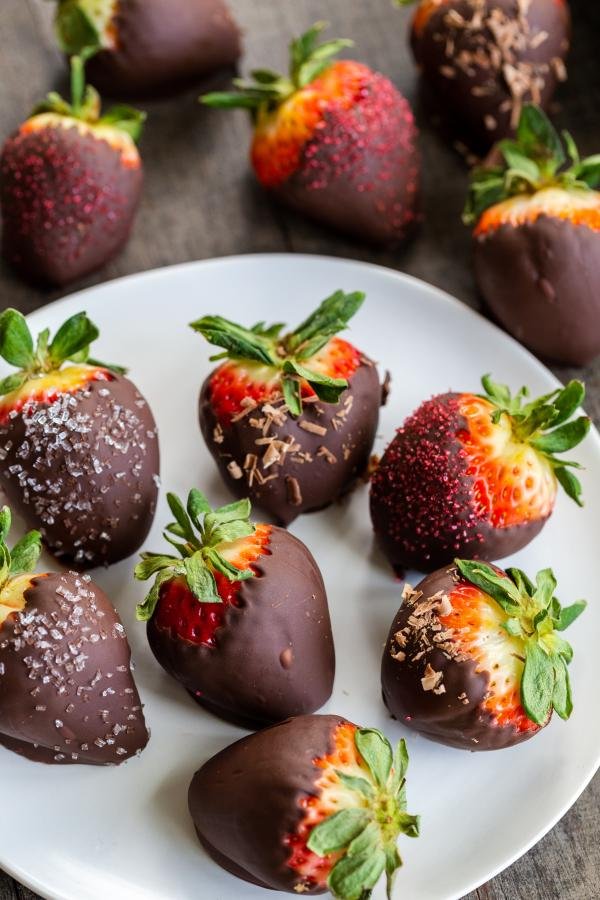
[189,714,419,896]
[465,104,600,364]
[202,22,419,244]
[382,560,585,750]
[136,490,334,728]
[401,0,570,153]
[0,309,159,568]
[0,57,144,286]
[370,375,589,573]
[0,506,148,765]
[192,291,382,525]
[54,0,241,99]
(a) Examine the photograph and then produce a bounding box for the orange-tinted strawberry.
[0,56,144,286]
[189,714,419,895]
[0,308,159,568]
[202,22,419,244]
[401,0,570,152]
[465,104,600,364]
[382,560,585,750]
[191,291,383,525]
[370,375,589,573]
[136,490,334,728]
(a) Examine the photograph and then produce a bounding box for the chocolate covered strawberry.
[0,506,148,764]
[192,291,383,524]
[0,309,159,568]
[0,57,144,286]
[400,0,570,153]
[382,560,585,750]
[136,490,334,728]
[189,714,419,896]
[54,0,241,98]
[202,22,419,244]
[465,104,600,364]
[370,375,589,572]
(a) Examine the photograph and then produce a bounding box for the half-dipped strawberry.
[192,291,382,525]
[54,0,241,98]
[382,560,585,750]
[0,57,144,286]
[0,309,159,568]
[400,0,570,153]
[189,714,419,896]
[370,375,589,573]
[0,506,148,764]
[465,104,600,364]
[202,22,419,244]
[136,490,334,728]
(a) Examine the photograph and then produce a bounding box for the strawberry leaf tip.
[135,490,257,621]
[306,731,419,900]
[0,505,42,592]
[455,560,586,726]
[201,21,353,114]
[0,309,125,396]
[190,289,365,416]
[463,104,600,225]
[480,375,590,505]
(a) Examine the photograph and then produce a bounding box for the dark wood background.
[0,1,598,898]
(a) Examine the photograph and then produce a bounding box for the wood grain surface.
[0,0,598,898]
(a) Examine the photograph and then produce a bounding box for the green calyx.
[190,289,365,416]
[463,104,600,225]
[135,490,257,621]
[201,21,353,116]
[0,506,42,593]
[481,375,590,506]
[33,54,145,142]
[0,309,125,397]
[455,559,586,726]
[307,730,419,900]
[54,0,113,59]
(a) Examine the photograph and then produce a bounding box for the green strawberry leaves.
[455,559,586,727]
[0,506,41,592]
[135,490,257,621]
[464,104,600,225]
[480,375,590,505]
[0,309,124,395]
[307,730,419,900]
[54,0,104,58]
[190,290,365,416]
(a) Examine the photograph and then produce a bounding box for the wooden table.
[0,1,598,898]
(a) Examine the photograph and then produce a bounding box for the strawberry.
[192,290,383,525]
[382,559,585,750]
[399,0,570,153]
[0,56,144,286]
[0,505,149,765]
[135,490,334,728]
[53,0,241,98]
[370,375,589,573]
[189,714,419,897]
[202,22,420,244]
[0,308,160,568]
[465,104,600,364]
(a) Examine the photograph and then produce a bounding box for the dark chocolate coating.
[0,571,149,765]
[86,0,241,98]
[370,393,546,573]
[200,361,381,525]
[411,0,570,153]
[0,123,142,287]
[381,566,540,750]
[474,215,600,365]
[189,714,347,893]
[273,71,420,245]
[0,371,160,568]
[148,527,335,728]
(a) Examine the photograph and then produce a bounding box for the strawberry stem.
[0,506,42,593]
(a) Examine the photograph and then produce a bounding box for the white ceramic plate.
[0,254,598,900]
